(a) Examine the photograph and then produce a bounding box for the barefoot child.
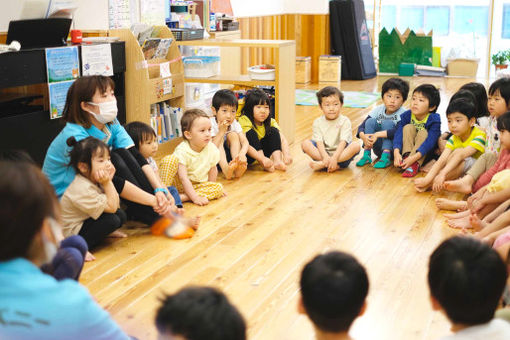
[210,89,249,179]
[414,99,486,192]
[393,84,441,177]
[301,86,361,172]
[60,137,126,261]
[356,77,409,168]
[238,88,292,172]
[159,109,223,206]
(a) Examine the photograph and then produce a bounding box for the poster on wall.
[81,44,114,76]
[48,80,75,119]
[45,46,80,83]
[109,0,131,28]
[140,0,165,26]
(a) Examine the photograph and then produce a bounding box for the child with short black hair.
[299,251,369,340]
[238,88,292,172]
[210,89,249,179]
[414,98,486,192]
[155,286,246,340]
[159,109,223,206]
[302,86,361,172]
[356,77,409,168]
[393,84,441,177]
[428,236,510,339]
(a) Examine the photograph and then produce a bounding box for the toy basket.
[183,56,220,78]
[248,64,276,80]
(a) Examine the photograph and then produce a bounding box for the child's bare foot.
[274,161,286,171]
[108,230,127,238]
[177,207,185,215]
[444,210,470,220]
[444,178,472,194]
[234,160,247,178]
[225,160,238,179]
[309,160,326,171]
[469,213,486,232]
[435,198,468,211]
[421,160,435,173]
[414,177,430,192]
[188,216,201,230]
[85,251,96,261]
[447,216,472,229]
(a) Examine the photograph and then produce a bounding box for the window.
[381,5,397,31]
[425,6,450,36]
[399,7,424,32]
[502,4,510,39]
[453,6,489,36]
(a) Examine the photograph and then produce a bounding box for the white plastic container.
[183,56,220,78]
[248,64,276,80]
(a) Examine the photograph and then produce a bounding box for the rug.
[295,89,380,108]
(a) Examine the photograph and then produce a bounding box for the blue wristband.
[154,187,169,195]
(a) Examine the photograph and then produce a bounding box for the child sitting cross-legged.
[428,236,510,340]
[356,77,409,169]
[159,109,224,206]
[210,89,249,179]
[414,99,486,192]
[299,251,369,340]
[393,84,441,177]
[301,86,361,172]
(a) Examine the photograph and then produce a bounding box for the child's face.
[488,90,508,117]
[213,105,237,127]
[382,89,404,114]
[185,117,212,148]
[139,135,158,159]
[411,91,432,116]
[500,129,510,149]
[253,103,270,125]
[88,148,112,180]
[447,112,474,139]
[320,95,342,120]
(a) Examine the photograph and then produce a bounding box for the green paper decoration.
[379,28,432,73]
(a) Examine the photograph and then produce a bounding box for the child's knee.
[403,124,416,134]
[60,235,88,256]
[226,132,239,144]
[365,117,378,129]
[381,120,396,130]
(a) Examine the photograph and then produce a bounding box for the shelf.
[177,39,295,48]
[155,137,183,160]
[184,74,275,86]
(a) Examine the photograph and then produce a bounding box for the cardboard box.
[319,55,342,84]
[447,58,479,77]
[296,56,311,84]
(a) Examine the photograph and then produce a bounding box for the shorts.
[311,140,355,168]
[463,157,476,173]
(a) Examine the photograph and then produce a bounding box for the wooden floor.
[81,76,482,340]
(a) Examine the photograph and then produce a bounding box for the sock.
[363,149,371,158]
[381,151,390,159]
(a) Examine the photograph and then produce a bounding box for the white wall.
[230,0,284,17]
[283,0,329,14]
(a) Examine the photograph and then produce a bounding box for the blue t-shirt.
[368,104,406,125]
[42,120,134,197]
[0,258,129,340]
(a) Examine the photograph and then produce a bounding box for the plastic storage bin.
[170,28,204,41]
[183,56,220,78]
[248,64,276,80]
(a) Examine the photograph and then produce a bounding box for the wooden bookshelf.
[109,27,185,158]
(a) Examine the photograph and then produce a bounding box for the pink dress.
[473,149,510,192]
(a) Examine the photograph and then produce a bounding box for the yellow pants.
[159,154,224,200]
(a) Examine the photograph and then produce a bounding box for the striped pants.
[159,154,224,200]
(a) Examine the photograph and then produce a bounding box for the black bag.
[329,0,376,80]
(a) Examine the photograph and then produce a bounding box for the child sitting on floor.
[299,251,369,340]
[210,89,249,179]
[155,286,246,340]
[238,88,292,172]
[301,86,361,172]
[60,137,126,261]
[393,84,441,177]
[414,99,486,192]
[356,77,409,168]
[428,236,510,340]
[159,109,223,206]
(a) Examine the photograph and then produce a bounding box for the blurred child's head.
[212,89,238,128]
[67,136,111,181]
[428,236,507,327]
[381,78,409,114]
[155,286,246,340]
[0,150,35,165]
[488,78,510,117]
[497,111,510,149]
[316,86,344,120]
[181,109,212,149]
[125,121,158,159]
[459,82,489,118]
[299,251,369,334]
[446,99,476,139]
[63,75,117,128]
[411,84,440,115]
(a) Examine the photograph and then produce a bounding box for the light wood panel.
[80,76,485,340]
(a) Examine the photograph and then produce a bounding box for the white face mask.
[87,99,118,124]
[41,218,63,265]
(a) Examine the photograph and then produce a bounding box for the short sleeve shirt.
[486,116,501,153]
[411,113,430,131]
[368,104,406,124]
[446,126,487,159]
[210,117,243,137]
[238,115,280,140]
[312,115,353,155]
[173,141,220,182]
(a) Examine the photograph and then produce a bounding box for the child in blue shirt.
[393,84,442,177]
[356,77,409,168]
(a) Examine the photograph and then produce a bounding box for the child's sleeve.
[393,111,410,151]
[467,129,487,154]
[270,118,280,130]
[445,135,456,151]
[416,114,441,157]
[238,115,252,133]
[311,118,322,142]
[70,188,107,220]
[356,116,370,138]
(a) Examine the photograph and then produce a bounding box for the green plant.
[492,50,510,65]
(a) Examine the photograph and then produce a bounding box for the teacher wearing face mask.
[0,161,130,340]
[43,76,174,225]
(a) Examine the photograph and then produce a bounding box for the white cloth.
[210,117,243,137]
[440,319,510,340]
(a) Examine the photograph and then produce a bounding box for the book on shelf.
[154,38,173,59]
[141,38,161,60]
[150,102,183,144]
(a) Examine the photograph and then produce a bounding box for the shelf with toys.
[108,26,185,158]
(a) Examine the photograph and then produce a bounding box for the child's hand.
[218,120,229,133]
[361,134,373,148]
[238,153,247,164]
[327,157,339,172]
[193,195,209,206]
[366,134,378,146]
[94,169,110,184]
[400,156,415,170]
[106,162,116,180]
[393,151,402,167]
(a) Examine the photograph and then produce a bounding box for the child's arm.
[436,146,478,178]
[316,140,331,163]
[177,163,208,205]
[280,132,292,164]
[238,132,249,162]
[473,186,510,213]
[328,140,347,172]
[208,165,218,182]
[415,148,452,189]
[212,120,229,148]
[95,168,119,213]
